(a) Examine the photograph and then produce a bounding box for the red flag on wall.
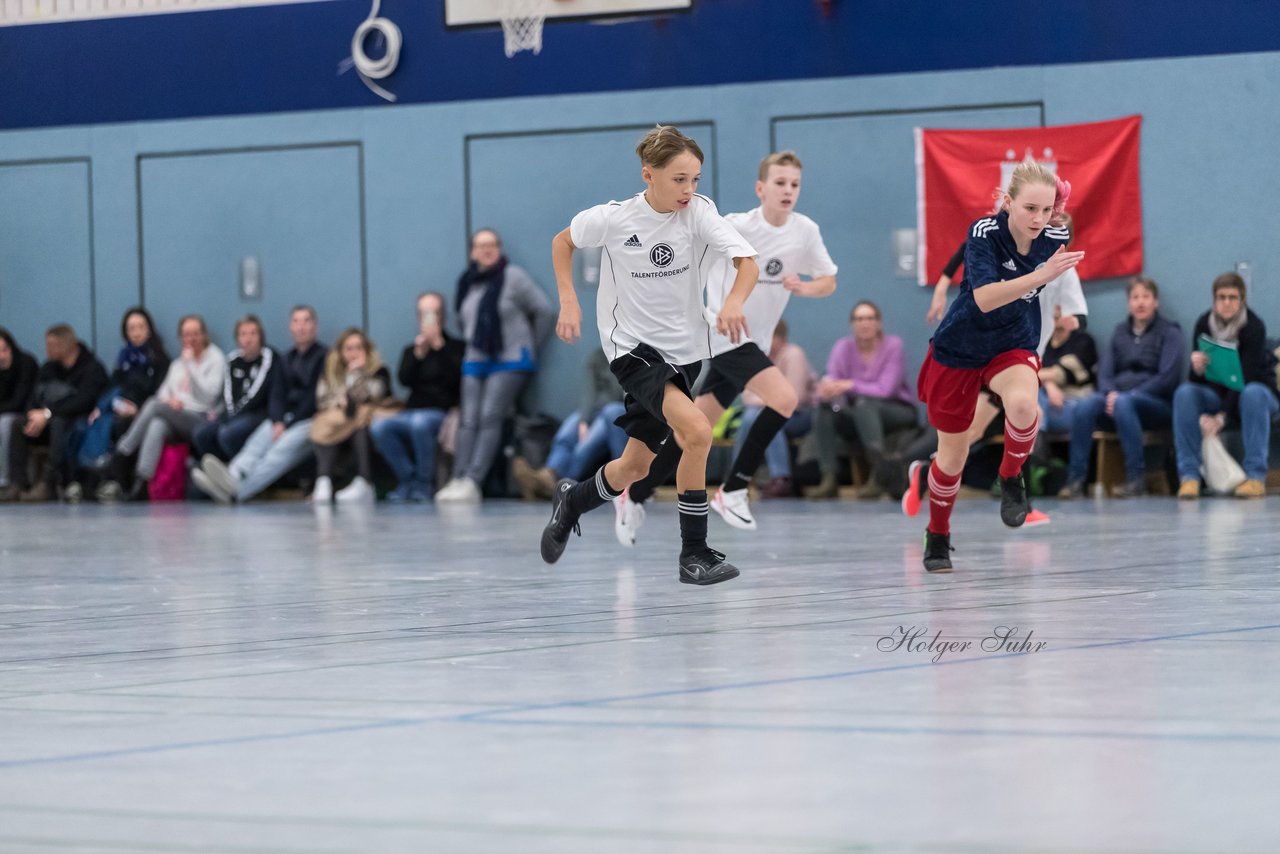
[915,115,1143,285]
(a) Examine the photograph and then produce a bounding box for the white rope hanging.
[350,0,401,102]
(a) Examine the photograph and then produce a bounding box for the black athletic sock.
[627,435,682,504]
[677,489,709,557]
[566,465,622,516]
[723,407,789,493]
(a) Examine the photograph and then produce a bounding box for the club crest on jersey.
[765,258,783,276]
[650,243,674,268]
[623,234,641,248]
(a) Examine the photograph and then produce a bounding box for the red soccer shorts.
[917,346,1041,434]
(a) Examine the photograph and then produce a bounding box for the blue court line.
[0,718,424,770]
[2,622,1278,769]
[457,621,1280,721]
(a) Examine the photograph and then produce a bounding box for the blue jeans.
[1039,389,1086,434]
[1068,390,1172,483]
[230,418,314,501]
[193,412,266,462]
[370,408,447,491]
[1173,381,1278,481]
[734,406,813,478]
[544,402,627,480]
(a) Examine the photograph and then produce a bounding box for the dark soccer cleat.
[923,530,954,573]
[540,479,581,564]
[999,473,1030,528]
[679,547,740,586]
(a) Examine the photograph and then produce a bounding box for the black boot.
[999,473,1029,527]
[540,479,581,564]
[678,548,740,586]
[923,530,954,573]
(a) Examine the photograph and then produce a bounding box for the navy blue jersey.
[931,210,1071,369]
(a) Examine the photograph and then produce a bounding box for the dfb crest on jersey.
[650,243,674,268]
[765,258,783,276]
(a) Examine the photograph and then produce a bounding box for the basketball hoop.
[499,0,548,56]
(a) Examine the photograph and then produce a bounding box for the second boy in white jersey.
[617,151,838,542]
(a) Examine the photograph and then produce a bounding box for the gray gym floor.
[1,496,1277,853]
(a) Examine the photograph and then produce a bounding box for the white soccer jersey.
[571,192,756,366]
[1036,267,1088,356]
[704,207,838,357]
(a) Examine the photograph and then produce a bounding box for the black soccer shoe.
[540,479,581,564]
[999,473,1030,528]
[679,547,741,586]
[923,530,954,573]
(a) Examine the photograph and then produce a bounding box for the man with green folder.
[1172,272,1279,498]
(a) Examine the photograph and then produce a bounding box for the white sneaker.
[711,486,757,531]
[613,489,645,547]
[335,476,374,503]
[311,476,333,504]
[438,477,480,503]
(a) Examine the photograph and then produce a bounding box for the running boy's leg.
[713,366,797,529]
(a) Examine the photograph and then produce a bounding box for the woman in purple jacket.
[807,301,917,498]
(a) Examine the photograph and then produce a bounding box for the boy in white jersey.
[540,126,759,586]
[616,151,838,542]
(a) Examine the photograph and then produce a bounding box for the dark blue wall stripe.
[2,0,1278,130]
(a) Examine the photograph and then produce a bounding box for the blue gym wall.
[1,0,1278,417]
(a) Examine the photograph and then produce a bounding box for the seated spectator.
[309,328,396,504]
[192,315,274,463]
[370,292,464,503]
[511,348,626,500]
[807,301,916,498]
[1061,276,1184,498]
[733,320,816,498]
[1172,272,1278,499]
[0,328,40,497]
[98,315,225,502]
[1039,304,1098,433]
[4,324,108,502]
[191,306,327,504]
[436,228,554,502]
[79,308,171,467]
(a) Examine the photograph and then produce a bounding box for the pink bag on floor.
[149,443,190,502]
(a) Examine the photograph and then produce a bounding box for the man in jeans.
[191,306,326,503]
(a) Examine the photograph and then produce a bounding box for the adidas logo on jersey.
[623,234,642,248]
[1002,259,1017,271]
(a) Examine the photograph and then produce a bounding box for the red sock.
[999,415,1040,479]
[926,461,962,535]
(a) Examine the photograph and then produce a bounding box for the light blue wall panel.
[138,144,365,353]
[0,159,95,357]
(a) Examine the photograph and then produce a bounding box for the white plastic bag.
[1201,434,1247,494]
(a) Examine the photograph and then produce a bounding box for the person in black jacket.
[370,292,464,502]
[0,327,39,492]
[3,324,108,502]
[190,306,326,504]
[192,315,275,462]
[1172,272,1278,498]
[73,308,170,477]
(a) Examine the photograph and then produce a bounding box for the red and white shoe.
[902,460,926,518]
[613,488,644,547]
[1023,508,1051,527]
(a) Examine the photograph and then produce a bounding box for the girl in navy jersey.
[913,160,1083,572]
[540,126,759,586]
